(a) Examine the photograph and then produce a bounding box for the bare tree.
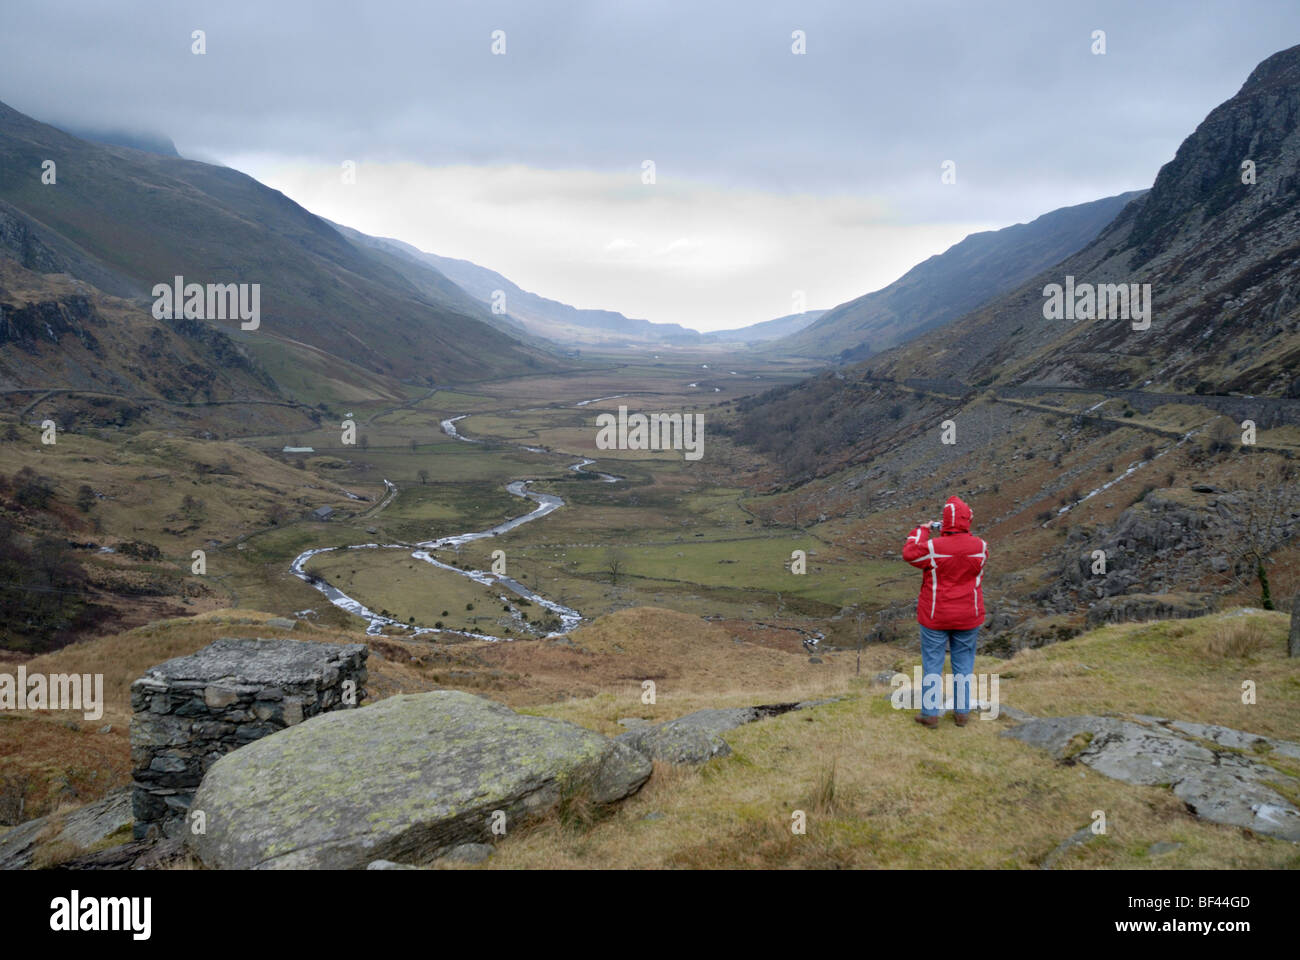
[787,495,807,530]
[605,547,627,585]
[1204,417,1237,456]
[417,469,429,485]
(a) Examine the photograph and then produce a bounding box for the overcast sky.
[2,1,1296,331]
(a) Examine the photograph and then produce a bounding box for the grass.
[486,690,1297,869]
[303,549,531,636]
[7,604,1299,869]
[998,610,1299,737]
[1205,617,1274,659]
[476,608,1300,870]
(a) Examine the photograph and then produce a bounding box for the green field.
[302,548,548,637]
[8,356,902,641]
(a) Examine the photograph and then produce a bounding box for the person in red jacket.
[901,495,987,728]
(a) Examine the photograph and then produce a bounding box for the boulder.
[1003,715,1300,841]
[441,842,493,864]
[616,718,732,765]
[1040,825,1098,869]
[188,691,651,869]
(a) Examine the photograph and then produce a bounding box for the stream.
[290,405,619,640]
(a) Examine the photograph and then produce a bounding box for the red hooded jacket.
[902,496,987,631]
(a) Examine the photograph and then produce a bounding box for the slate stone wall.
[130,636,367,839]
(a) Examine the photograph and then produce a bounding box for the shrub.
[13,468,54,510]
[1204,419,1236,455]
[1205,619,1271,658]
[76,484,96,512]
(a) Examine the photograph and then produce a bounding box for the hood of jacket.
[940,495,972,534]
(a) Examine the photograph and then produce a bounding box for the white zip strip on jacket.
[972,538,988,616]
[920,535,952,620]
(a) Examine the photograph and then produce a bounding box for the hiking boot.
[914,714,939,729]
[953,712,970,727]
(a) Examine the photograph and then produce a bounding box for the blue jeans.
[919,626,979,717]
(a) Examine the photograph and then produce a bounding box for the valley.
[2,33,1300,881]
[5,344,1299,873]
[198,353,836,643]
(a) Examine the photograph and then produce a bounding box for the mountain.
[56,126,181,158]
[770,191,1145,362]
[701,310,825,344]
[0,257,319,440]
[341,233,829,348]
[324,221,537,344]
[737,44,1300,480]
[347,236,702,346]
[869,43,1300,397]
[0,100,559,398]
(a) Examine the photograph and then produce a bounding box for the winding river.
[290,407,618,640]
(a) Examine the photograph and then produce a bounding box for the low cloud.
[227,156,994,331]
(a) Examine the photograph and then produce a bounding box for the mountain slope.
[740,43,1300,483]
[771,191,1144,362]
[0,101,558,392]
[331,228,830,349]
[701,310,825,344]
[868,43,1300,397]
[324,222,536,343]
[356,236,702,345]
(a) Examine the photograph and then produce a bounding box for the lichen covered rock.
[188,690,651,869]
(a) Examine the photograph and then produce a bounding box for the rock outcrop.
[1003,714,1300,841]
[0,788,132,870]
[188,690,651,869]
[616,700,841,765]
[1061,491,1224,601]
[1084,592,1218,626]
